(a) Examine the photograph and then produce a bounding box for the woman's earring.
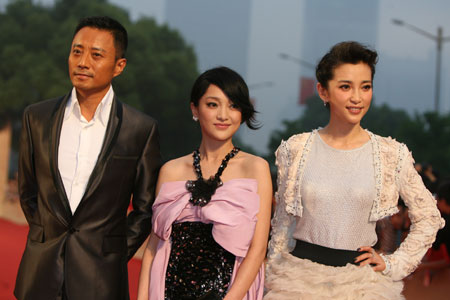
[323,101,327,107]
[193,116,199,121]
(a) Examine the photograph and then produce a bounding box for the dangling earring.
[323,101,327,107]
[192,116,199,121]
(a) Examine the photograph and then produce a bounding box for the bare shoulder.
[158,153,194,183]
[238,151,270,178]
[236,152,272,197]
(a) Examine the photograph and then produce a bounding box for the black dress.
[164,222,235,300]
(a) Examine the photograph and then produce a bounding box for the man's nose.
[78,53,89,69]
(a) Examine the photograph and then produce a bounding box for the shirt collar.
[64,86,114,126]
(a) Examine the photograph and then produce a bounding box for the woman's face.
[191,84,242,142]
[318,62,373,126]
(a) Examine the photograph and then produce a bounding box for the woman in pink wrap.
[137,66,272,300]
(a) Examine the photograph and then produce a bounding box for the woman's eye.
[230,104,239,109]
[339,84,350,90]
[362,84,372,91]
[207,102,217,107]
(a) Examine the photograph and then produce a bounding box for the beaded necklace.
[186,147,240,206]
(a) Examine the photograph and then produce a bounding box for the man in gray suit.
[15,16,161,300]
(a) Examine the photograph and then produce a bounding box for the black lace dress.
[164,222,235,300]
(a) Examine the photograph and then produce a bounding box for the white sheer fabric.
[293,134,377,250]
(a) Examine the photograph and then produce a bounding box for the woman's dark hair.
[190,66,259,130]
[73,16,128,59]
[316,41,378,88]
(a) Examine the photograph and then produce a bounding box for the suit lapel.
[73,97,123,217]
[49,93,72,226]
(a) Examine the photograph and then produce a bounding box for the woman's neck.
[319,123,369,150]
[198,139,235,163]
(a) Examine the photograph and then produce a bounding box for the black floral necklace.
[186,147,240,207]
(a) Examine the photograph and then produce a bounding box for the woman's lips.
[347,107,363,114]
[214,123,230,129]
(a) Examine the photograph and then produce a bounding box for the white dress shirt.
[58,86,114,213]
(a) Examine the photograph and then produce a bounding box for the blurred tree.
[266,95,450,176]
[0,0,200,160]
[266,95,328,169]
[397,112,450,176]
[361,103,410,138]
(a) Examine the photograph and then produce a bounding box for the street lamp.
[279,53,315,70]
[392,18,450,112]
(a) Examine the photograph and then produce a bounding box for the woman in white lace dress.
[265,41,445,300]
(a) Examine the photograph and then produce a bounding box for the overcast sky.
[2,0,450,152]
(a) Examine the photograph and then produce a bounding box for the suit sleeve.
[18,107,39,225]
[126,121,162,260]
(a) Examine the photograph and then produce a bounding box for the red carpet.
[0,218,142,300]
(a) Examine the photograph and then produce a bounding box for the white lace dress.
[264,129,445,300]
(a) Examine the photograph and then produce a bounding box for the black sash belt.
[291,239,365,267]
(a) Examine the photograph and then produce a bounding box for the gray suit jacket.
[14,93,161,300]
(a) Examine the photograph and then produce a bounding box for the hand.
[355,246,386,272]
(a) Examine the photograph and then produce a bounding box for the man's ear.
[113,58,127,77]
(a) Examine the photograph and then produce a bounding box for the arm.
[224,159,272,300]
[136,231,160,300]
[136,160,175,299]
[127,122,162,260]
[18,107,38,225]
[266,141,296,259]
[381,145,445,280]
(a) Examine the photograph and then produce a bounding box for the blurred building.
[297,0,380,105]
[165,0,252,77]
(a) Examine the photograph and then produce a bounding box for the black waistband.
[290,239,364,267]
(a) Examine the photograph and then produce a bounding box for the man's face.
[68,27,126,98]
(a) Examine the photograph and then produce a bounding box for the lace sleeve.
[382,145,445,280]
[267,140,296,259]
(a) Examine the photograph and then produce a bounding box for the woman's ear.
[317,82,329,102]
[190,102,198,120]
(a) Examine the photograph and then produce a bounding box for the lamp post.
[392,19,450,112]
[279,53,316,70]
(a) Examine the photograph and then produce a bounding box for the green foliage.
[267,95,450,176]
[265,95,328,168]
[397,112,450,174]
[0,0,200,160]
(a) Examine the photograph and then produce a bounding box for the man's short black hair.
[74,16,128,59]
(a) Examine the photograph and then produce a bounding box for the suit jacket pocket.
[28,223,44,243]
[102,235,127,254]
